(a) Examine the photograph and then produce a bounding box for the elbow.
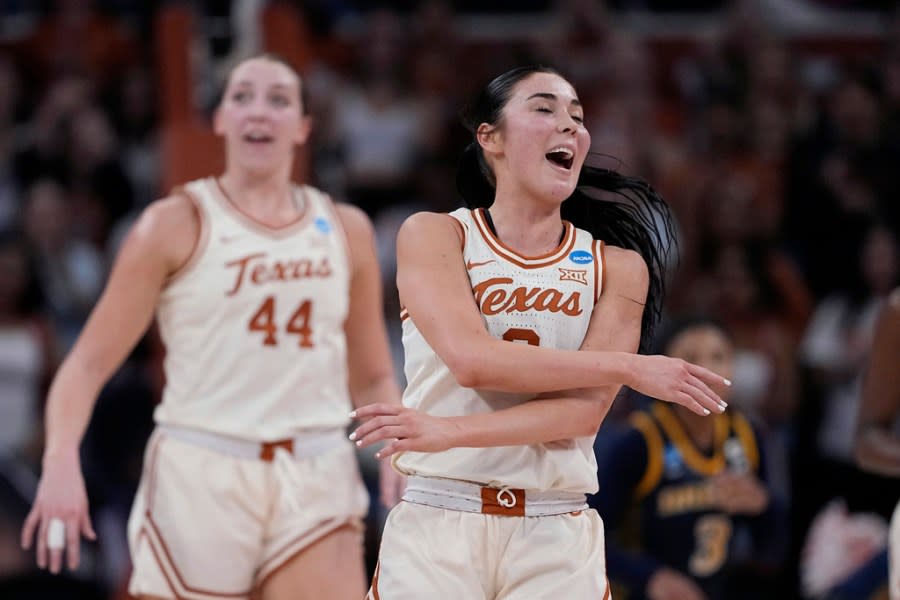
[574,400,610,438]
[445,352,483,389]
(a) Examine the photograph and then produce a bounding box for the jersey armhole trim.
[629,412,664,499]
[593,239,605,303]
[165,188,209,285]
[448,213,467,253]
[321,192,354,278]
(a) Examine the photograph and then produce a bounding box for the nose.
[558,113,578,134]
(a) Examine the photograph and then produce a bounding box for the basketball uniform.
[370,207,611,599]
[595,402,781,600]
[127,178,368,599]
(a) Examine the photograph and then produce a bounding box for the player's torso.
[634,404,759,582]
[154,177,352,440]
[396,207,605,492]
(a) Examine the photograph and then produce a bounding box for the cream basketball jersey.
[395,207,606,493]
[153,178,352,440]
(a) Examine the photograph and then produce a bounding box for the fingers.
[21,508,38,550]
[685,376,726,414]
[35,515,48,570]
[376,438,410,459]
[357,425,405,449]
[676,392,712,417]
[349,403,402,420]
[81,513,97,542]
[688,363,731,389]
[66,517,81,571]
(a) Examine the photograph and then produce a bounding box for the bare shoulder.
[128,194,200,272]
[397,211,462,248]
[603,245,649,295]
[333,202,375,241]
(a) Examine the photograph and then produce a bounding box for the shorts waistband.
[402,476,587,517]
[156,425,346,462]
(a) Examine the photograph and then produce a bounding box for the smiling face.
[213,57,310,178]
[479,71,591,206]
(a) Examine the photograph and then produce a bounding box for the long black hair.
[456,65,677,352]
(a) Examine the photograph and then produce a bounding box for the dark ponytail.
[455,65,677,352]
[563,162,676,351]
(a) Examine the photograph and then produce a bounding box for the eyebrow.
[526,92,582,107]
[233,81,294,91]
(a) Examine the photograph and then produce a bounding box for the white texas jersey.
[153,177,352,440]
[395,207,606,494]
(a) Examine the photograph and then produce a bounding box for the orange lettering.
[471,278,582,317]
[225,253,332,296]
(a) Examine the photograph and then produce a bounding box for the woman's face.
[484,72,591,204]
[214,58,310,176]
[667,325,735,399]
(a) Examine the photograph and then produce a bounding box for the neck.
[488,189,564,257]
[218,167,299,225]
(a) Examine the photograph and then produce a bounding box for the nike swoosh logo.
[466,259,495,270]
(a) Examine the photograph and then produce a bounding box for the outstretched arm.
[395,212,727,407]
[854,289,900,477]
[21,196,198,573]
[352,244,725,456]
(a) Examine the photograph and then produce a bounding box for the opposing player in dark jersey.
[591,316,787,600]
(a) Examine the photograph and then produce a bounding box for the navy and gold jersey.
[590,403,787,600]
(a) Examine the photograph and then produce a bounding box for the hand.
[646,567,708,600]
[378,459,406,509]
[21,453,96,573]
[628,354,729,416]
[709,471,770,515]
[350,403,460,459]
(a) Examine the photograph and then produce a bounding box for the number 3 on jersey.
[249,296,314,348]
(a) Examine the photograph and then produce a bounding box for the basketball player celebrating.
[353,66,729,599]
[21,55,401,600]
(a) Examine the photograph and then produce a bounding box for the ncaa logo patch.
[314,217,331,234]
[568,250,593,265]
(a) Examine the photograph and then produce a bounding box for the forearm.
[855,427,900,477]
[42,355,108,462]
[351,372,402,410]
[455,340,635,393]
[447,392,616,448]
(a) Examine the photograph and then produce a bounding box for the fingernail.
[355,440,362,447]
[348,432,357,441]
[375,452,382,459]
[723,378,732,386]
[349,410,357,418]
[703,408,710,415]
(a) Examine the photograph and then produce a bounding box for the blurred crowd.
[0,0,898,598]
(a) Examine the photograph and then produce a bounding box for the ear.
[212,106,225,136]
[476,123,502,156]
[294,115,312,146]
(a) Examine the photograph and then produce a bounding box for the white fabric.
[369,501,609,600]
[395,207,604,493]
[154,178,353,439]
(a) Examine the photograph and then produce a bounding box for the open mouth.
[243,133,274,144]
[545,147,574,170]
